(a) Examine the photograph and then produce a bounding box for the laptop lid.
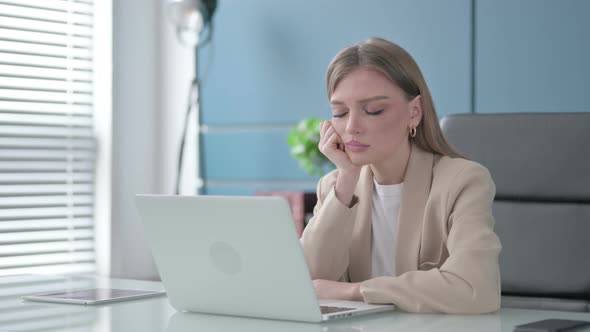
[135,195,324,322]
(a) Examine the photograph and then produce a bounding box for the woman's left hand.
[312,279,363,301]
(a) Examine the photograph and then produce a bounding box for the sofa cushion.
[494,201,590,298]
[441,113,590,201]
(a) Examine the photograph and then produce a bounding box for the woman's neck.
[370,141,411,185]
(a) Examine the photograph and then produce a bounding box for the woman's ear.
[409,95,423,127]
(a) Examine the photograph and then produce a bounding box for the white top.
[370,178,403,278]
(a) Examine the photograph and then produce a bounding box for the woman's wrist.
[335,168,360,207]
[349,282,363,301]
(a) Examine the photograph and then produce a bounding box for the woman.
[300,38,501,314]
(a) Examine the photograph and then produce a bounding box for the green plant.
[288,117,331,176]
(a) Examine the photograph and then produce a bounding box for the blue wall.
[198,0,589,195]
[475,0,590,113]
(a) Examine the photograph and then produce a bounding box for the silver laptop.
[135,195,394,322]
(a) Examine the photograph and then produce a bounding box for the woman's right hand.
[318,121,361,207]
[318,121,356,171]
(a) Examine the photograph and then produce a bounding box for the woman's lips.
[345,141,370,152]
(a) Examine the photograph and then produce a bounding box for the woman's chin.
[349,156,371,167]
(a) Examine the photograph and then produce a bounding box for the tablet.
[514,318,590,332]
[22,288,166,305]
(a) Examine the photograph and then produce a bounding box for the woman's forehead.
[331,69,404,104]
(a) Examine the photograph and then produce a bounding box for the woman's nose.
[346,112,362,135]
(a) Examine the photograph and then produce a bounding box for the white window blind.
[0,0,97,276]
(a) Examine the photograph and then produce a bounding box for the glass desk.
[1,274,589,332]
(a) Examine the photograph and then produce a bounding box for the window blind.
[0,0,97,276]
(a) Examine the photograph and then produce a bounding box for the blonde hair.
[326,37,462,158]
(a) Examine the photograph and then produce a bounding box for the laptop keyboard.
[320,305,354,314]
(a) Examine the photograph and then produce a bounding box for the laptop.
[135,195,395,322]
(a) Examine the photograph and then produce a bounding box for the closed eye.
[365,109,384,115]
[332,112,348,118]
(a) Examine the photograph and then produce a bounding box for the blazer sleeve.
[300,173,359,281]
[359,163,502,314]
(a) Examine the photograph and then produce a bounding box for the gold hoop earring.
[410,127,417,138]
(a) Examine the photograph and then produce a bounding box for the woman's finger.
[318,121,327,144]
[319,124,335,147]
[320,130,340,153]
[320,127,336,151]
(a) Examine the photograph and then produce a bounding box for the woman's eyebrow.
[330,95,390,105]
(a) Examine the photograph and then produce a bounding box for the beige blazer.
[301,144,502,314]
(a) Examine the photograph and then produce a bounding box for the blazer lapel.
[395,144,434,275]
[348,166,373,282]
